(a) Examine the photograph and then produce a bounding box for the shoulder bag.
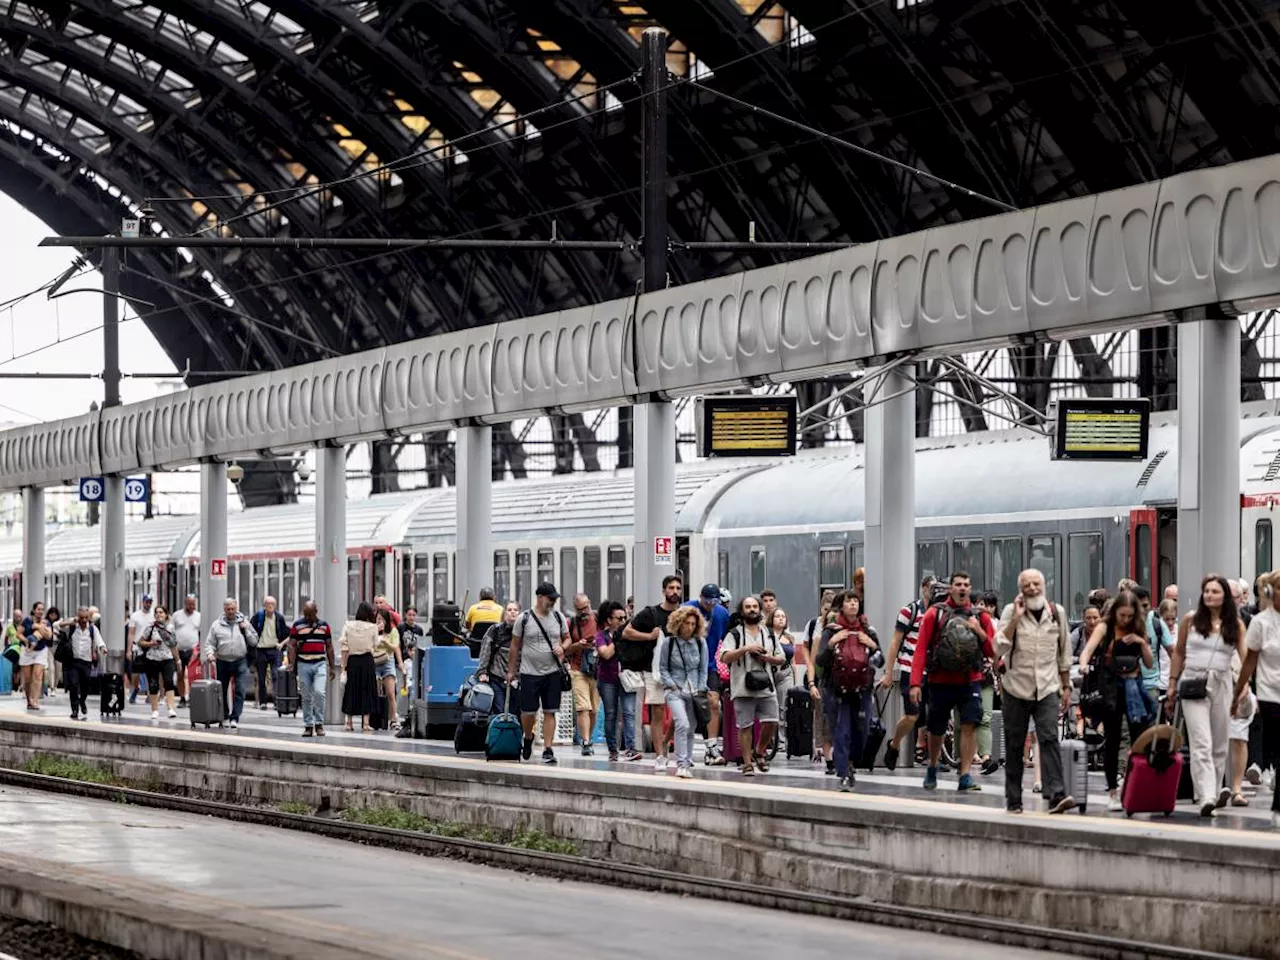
[1178,639,1228,701]
[739,628,775,693]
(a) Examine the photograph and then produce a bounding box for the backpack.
[927,604,985,673]
[829,628,874,693]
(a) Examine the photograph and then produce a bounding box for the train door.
[393,545,414,613]
[1129,509,1157,592]
[676,537,690,600]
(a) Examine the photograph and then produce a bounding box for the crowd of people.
[6,566,1278,824]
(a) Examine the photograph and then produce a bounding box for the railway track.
[0,767,1252,960]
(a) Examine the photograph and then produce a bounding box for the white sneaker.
[150,710,159,720]
[676,766,693,779]
[1245,763,1263,786]
[1107,792,1123,813]
[654,756,668,773]
[167,709,177,719]
[229,720,238,729]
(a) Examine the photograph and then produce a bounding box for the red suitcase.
[1121,725,1183,817]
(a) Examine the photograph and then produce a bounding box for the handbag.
[739,628,775,692]
[1178,641,1227,701]
[528,612,573,693]
[620,670,644,693]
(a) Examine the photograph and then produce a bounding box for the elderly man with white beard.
[995,569,1075,814]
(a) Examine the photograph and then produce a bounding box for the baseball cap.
[700,583,721,600]
[535,582,560,601]
[141,594,153,603]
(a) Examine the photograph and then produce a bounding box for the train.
[2,402,1279,628]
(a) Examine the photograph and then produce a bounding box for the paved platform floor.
[6,689,1276,831]
[0,784,1080,960]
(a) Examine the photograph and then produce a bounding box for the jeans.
[598,679,627,754]
[1003,692,1065,807]
[297,660,328,728]
[254,646,280,705]
[65,659,91,715]
[619,686,639,752]
[825,688,871,778]
[1101,693,1152,791]
[216,657,251,722]
[489,678,515,717]
[665,690,696,768]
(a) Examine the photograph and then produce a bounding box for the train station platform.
[0,697,1277,959]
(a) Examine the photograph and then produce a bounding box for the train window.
[916,542,948,584]
[251,561,265,612]
[227,563,237,606]
[607,546,627,603]
[413,556,429,610]
[750,547,766,595]
[819,546,845,590]
[238,562,252,613]
[298,559,312,605]
[80,572,92,609]
[433,553,449,605]
[560,548,578,601]
[584,547,602,606]
[990,538,1022,610]
[515,550,532,608]
[371,550,387,600]
[282,559,296,621]
[347,557,361,616]
[91,571,101,609]
[537,549,554,593]
[849,543,864,584]
[268,560,281,607]
[718,551,729,590]
[1029,536,1061,604]
[952,540,985,592]
[1256,520,1273,581]
[493,551,511,604]
[1135,524,1153,597]
[1067,534,1103,618]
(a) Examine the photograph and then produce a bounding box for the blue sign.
[123,476,150,503]
[78,477,104,503]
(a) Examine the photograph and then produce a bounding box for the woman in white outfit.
[1167,574,1247,818]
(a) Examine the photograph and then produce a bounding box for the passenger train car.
[2,404,1280,625]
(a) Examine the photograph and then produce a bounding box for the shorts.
[642,671,665,707]
[571,671,601,713]
[899,674,926,718]
[1230,693,1257,742]
[707,669,722,694]
[144,658,177,692]
[927,682,982,736]
[375,658,398,681]
[732,695,779,729]
[520,672,562,714]
[178,648,194,669]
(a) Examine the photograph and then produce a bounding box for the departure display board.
[1052,398,1150,461]
[697,396,798,458]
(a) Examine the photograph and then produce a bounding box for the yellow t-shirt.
[464,600,503,632]
[374,627,400,663]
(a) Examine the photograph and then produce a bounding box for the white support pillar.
[316,445,347,726]
[633,401,676,605]
[865,367,916,764]
[102,475,126,662]
[21,487,44,610]
[455,425,492,609]
[199,462,228,619]
[1177,313,1241,605]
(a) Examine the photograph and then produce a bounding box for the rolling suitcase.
[275,667,300,717]
[99,673,125,717]
[1121,737,1183,817]
[989,709,1004,766]
[1059,737,1090,813]
[860,689,888,771]
[189,677,224,728]
[785,687,813,759]
[369,687,389,731]
[719,695,763,764]
[485,686,524,761]
[454,708,489,753]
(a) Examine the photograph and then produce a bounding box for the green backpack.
[927,605,984,673]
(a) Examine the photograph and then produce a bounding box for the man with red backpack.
[910,572,995,792]
[814,591,880,792]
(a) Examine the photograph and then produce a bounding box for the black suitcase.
[785,687,814,759]
[454,708,489,753]
[860,689,888,771]
[369,688,389,731]
[275,668,300,717]
[99,673,125,717]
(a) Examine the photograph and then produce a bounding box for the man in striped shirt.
[878,576,937,771]
[287,601,335,738]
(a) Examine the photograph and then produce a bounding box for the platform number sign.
[78,477,105,502]
[653,536,674,566]
[210,558,227,579]
[123,477,150,503]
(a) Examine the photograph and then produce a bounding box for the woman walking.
[815,591,879,792]
[19,602,51,711]
[140,605,180,720]
[657,605,709,779]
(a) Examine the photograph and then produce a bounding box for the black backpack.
[926,604,985,673]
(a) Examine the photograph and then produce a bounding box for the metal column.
[1177,312,1241,602]
[199,462,228,616]
[101,246,125,656]
[316,445,347,726]
[632,26,675,605]
[455,425,492,607]
[865,367,916,763]
[21,487,44,608]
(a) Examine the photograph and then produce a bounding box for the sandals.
[1231,793,1250,807]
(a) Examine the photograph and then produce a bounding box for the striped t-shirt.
[894,599,929,674]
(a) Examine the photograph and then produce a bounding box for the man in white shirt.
[127,594,156,704]
[170,595,201,707]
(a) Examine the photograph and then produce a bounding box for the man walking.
[287,600,335,737]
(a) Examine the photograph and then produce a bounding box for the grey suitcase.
[189,678,225,729]
[989,709,1004,765]
[1059,737,1089,813]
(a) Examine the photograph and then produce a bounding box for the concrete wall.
[0,719,1275,959]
